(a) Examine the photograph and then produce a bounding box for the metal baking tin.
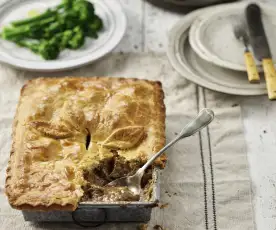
[22,170,160,223]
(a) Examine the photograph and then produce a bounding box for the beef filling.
[81,155,153,202]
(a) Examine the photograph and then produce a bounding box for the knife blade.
[246,3,276,99]
[246,4,271,60]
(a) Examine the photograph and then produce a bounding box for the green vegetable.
[68,26,85,49]
[72,0,95,22]
[11,9,57,27]
[39,40,60,60]
[59,30,74,49]
[16,39,60,60]
[1,0,103,60]
[2,17,56,40]
[90,15,103,31]
[11,0,74,27]
[61,0,74,10]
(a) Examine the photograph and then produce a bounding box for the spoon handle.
[139,108,214,172]
[178,108,214,138]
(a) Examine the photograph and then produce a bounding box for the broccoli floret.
[72,0,95,22]
[59,11,79,30]
[90,15,103,31]
[83,16,103,38]
[61,0,74,10]
[39,40,60,60]
[59,30,74,49]
[68,26,85,49]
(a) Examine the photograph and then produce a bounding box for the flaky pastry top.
[5,77,165,211]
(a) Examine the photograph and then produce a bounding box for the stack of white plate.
[167,2,276,95]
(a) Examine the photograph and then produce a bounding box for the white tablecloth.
[0,53,254,230]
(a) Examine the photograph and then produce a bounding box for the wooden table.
[116,0,276,229]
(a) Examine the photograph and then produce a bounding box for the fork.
[233,18,260,83]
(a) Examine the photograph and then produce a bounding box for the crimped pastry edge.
[5,76,166,211]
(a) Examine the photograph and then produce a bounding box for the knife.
[246,3,276,100]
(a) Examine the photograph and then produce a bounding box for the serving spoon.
[106,108,215,195]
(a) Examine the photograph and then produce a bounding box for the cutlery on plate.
[233,19,260,83]
[106,108,215,195]
[246,3,276,100]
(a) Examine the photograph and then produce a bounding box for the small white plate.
[189,2,276,71]
[167,6,267,96]
[0,0,126,71]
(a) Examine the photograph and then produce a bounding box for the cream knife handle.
[244,52,260,83]
[262,58,276,100]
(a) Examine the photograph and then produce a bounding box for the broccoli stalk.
[16,39,60,60]
[2,17,56,40]
[11,9,57,27]
[11,0,74,27]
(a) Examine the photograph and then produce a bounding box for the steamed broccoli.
[15,26,85,59]
[1,0,103,60]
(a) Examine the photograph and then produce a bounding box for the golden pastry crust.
[5,77,166,211]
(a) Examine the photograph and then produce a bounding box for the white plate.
[0,0,126,71]
[167,7,267,96]
[148,0,236,7]
[189,2,276,71]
